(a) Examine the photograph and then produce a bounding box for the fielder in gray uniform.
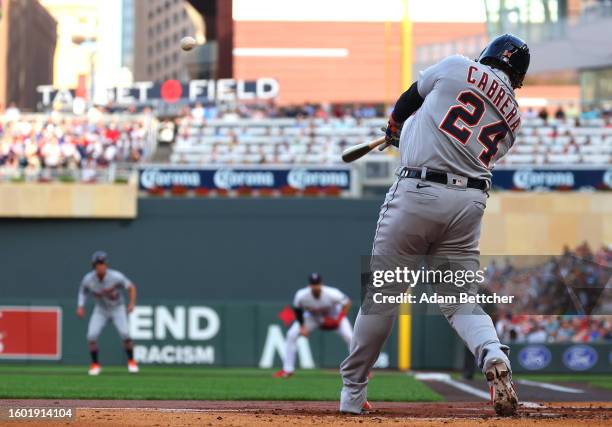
[77,251,139,375]
[339,34,530,416]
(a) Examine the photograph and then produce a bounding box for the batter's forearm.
[391,81,425,123]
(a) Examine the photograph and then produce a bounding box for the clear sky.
[233,0,487,23]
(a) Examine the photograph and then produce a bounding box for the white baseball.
[180,36,197,51]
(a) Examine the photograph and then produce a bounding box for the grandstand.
[0,112,157,182]
[169,113,612,166]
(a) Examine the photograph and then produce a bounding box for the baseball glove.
[320,316,340,330]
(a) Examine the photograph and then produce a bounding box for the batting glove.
[382,113,403,148]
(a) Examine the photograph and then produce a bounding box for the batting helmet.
[477,34,530,89]
[91,250,108,266]
[308,273,322,285]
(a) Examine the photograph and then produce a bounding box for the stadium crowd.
[0,107,152,181]
[1,101,610,176]
[168,102,612,166]
[489,242,612,343]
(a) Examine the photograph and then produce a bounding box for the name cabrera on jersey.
[293,285,349,320]
[79,269,132,309]
[400,55,522,181]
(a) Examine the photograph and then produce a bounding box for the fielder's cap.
[308,272,322,284]
[91,251,108,265]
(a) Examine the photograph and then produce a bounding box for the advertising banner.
[0,306,62,360]
[138,166,353,192]
[0,301,395,369]
[512,343,611,373]
[492,168,612,190]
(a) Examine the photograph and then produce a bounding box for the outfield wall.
[1,193,610,371]
[0,181,138,218]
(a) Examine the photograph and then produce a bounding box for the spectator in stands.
[5,102,20,122]
[0,114,150,180]
[554,106,566,120]
[191,102,205,121]
[566,103,579,119]
[490,244,612,344]
[538,107,549,121]
[524,107,538,119]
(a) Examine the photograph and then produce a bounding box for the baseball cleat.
[88,363,101,376]
[127,359,139,374]
[486,361,518,416]
[272,369,293,378]
[340,400,373,415]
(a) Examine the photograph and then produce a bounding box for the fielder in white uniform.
[274,273,352,378]
[77,251,139,375]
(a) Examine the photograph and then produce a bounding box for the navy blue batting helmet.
[477,34,530,89]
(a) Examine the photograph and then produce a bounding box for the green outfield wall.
[0,299,398,370]
[1,198,610,373]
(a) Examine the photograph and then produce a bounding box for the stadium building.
[0,0,56,110]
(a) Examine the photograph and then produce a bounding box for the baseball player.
[274,273,353,378]
[76,251,139,375]
[339,34,530,415]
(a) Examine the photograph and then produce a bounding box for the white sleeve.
[329,287,349,305]
[116,271,132,289]
[292,291,302,308]
[417,55,465,98]
[77,279,88,307]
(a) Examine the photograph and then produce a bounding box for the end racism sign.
[37,78,279,108]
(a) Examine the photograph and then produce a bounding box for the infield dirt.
[2,400,610,426]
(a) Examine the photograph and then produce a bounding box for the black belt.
[397,167,488,191]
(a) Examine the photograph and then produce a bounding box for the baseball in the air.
[180,36,197,51]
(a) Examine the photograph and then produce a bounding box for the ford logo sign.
[562,345,598,371]
[518,345,552,370]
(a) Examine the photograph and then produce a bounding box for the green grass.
[0,366,442,401]
[514,373,612,390]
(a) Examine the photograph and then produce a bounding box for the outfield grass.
[0,366,442,401]
[514,373,612,390]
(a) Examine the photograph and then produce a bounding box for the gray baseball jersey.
[78,269,132,310]
[340,54,519,413]
[400,55,521,181]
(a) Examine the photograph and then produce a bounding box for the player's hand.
[381,113,402,149]
[299,325,309,337]
[76,307,85,318]
[127,303,135,314]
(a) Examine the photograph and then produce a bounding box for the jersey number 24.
[439,90,509,167]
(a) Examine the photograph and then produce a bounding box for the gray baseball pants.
[339,176,510,413]
[87,305,131,342]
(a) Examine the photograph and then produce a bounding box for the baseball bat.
[341,136,387,163]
